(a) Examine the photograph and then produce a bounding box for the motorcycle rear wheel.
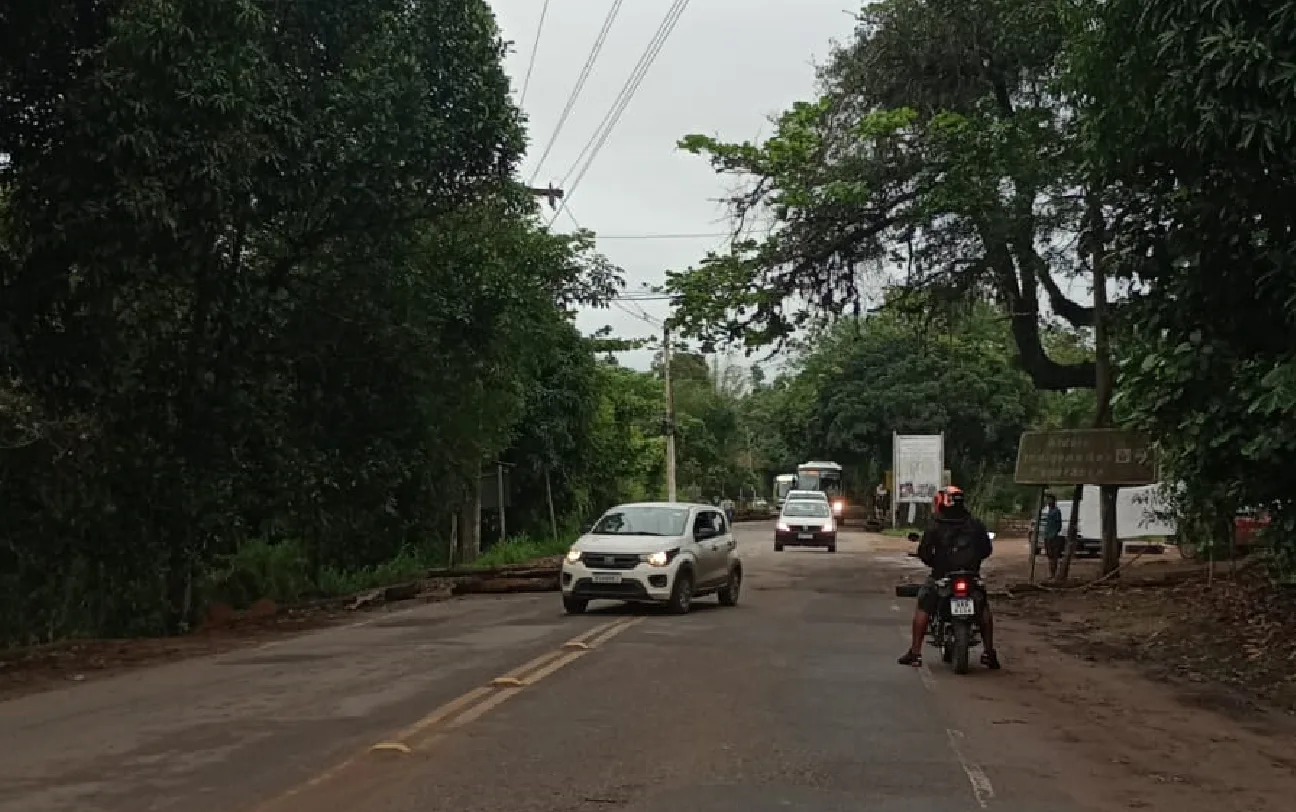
[952,623,971,674]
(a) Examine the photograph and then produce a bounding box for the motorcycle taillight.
[953,579,970,597]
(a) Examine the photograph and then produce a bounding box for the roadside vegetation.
[665,0,1296,706]
[2,0,1293,726]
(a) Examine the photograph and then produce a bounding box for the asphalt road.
[0,524,1081,812]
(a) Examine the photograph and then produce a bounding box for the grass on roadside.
[471,534,572,569]
[881,527,924,538]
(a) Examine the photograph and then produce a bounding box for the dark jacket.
[917,508,993,578]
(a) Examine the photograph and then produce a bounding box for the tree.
[1077,0,1296,567]
[0,1,622,641]
[667,0,1098,391]
[741,302,1040,500]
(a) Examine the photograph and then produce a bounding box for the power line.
[550,0,693,223]
[528,0,626,185]
[611,293,673,302]
[517,0,553,109]
[612,298,662,327]
[594,231,735,240]
[560,0,690,196]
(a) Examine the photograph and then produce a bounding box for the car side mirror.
[907,532,920,543]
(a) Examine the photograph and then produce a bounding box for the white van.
[1034,484,1177,556]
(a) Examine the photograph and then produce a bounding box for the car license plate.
[591,572,621,584]
[950,598,975,616]
[798,532,813,540]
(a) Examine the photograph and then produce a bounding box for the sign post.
[1014,429,1159,582]
[1014,429,1158,486]
[892,433,944,527]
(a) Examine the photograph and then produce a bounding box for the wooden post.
[1100,485,1121,575]
[1057,484,1084,583]
[497,462,507,543]
[663,324,677,502]
[1029,485,1046,584]
[457,471,482,564]
[449,511,458,568]
[544,465,558,541]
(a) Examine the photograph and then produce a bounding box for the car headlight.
[823,519,835,532]
[643,548,678,567]
[776,521,790,532]
[565,548,582,564]
[832,501,844,515]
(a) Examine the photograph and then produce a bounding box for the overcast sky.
[487,0,859,369]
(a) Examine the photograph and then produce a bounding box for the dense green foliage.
[0,0,639,644]
[666,0,1296,565]
[740,302,1087,517]
[4,0,1293,645]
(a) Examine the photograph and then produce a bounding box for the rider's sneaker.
[981,649,1002,670]
[897,650,922,667]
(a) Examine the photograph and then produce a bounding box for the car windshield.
[783,500,831,518]
[591,506,690,537]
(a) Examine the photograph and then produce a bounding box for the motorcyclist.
[897,485,1001,669]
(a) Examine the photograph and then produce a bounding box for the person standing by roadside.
[721,496,735,527]
[1043,493,1065,579]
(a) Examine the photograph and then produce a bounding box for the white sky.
[488,0,859,369]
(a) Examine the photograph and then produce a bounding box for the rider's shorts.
[915,576,940,615]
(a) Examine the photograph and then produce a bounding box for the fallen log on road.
[425,564,559,580]
[451,575,559,595]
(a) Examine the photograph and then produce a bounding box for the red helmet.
[933,485,965,512]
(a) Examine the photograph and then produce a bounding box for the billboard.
[893,434,944,504]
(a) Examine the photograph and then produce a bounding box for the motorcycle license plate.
[592,572,622,584]
[798,533,813,540]
[950,598,975,616]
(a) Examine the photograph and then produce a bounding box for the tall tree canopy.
[667,0,1096,390]
[0,0,621,641]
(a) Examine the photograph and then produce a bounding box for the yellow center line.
[518,649,589,686]
[248,615,646,810]
[393,684,495,741]
[587,616,642,647]
[562,617,623,647]
[441,685,527,731]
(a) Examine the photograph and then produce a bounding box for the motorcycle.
[897,532,994,675]
[925,570,984,674]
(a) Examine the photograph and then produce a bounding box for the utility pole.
[663,323,677,502]
[529,184,564,209]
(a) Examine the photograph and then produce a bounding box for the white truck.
[1034,484,1176,556]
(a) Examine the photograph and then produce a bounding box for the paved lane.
[0,523,1079,812]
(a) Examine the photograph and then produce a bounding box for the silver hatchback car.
[560,502,744,614]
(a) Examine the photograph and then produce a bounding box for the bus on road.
[774,474,797,507]
[797,461,845,517]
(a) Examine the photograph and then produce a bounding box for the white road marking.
[918,661,937,692]
[946,728,994,808]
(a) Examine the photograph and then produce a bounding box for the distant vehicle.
[786,489,829,504]
[775,496,837,553]
[797,461,845,517]
[561,502,743,615]
[1031,485,1178,557]
[774,474,797,507]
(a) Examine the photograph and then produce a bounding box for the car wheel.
[562,596,588,615]
[718,568,742,607]
[667,569,694,614]
[827,543,837,553]
[774,541,784,552]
